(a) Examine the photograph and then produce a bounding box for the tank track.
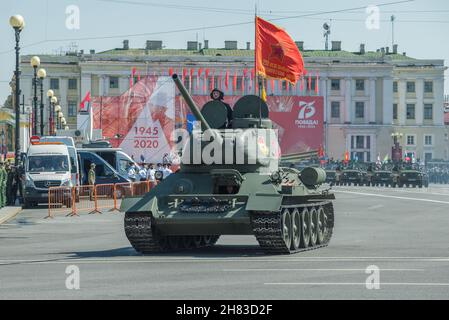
[124,212,220,254]
[251,202,334,254]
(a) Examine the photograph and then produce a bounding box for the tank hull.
[122,169,335,254]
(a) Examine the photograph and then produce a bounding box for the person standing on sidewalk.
[88,163,96,201]
[0,162,5,208]
[6,162,14,206]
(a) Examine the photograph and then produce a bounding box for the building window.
[424,135,433,146]
[331,101,340,118]
[356,136,365,149]
[109,77,119,89]
[424,81,433,93]
[355,102,365,118]
[406,135,415,146]
[424,104,433,120]
[406,81,415,93]
[68,79,77,90]
[424,152,433,162]
[331,79,340,91]
[355,79,365,91]
[393,104,398,120]
[236,77,242,90]
[282,80,288,91]
[406,104,415,120]
[50,78,59,90]
[68,101,77,117]
[393,81,398,93]
[310,79,316,92]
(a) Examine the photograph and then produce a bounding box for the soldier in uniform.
[0,162,6,208]
[6,162,14,206]
[88,163,96,201]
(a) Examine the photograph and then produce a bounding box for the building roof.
[97,47,416,61]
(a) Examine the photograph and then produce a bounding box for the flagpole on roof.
[254,2,258,96]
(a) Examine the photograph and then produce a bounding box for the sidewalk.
[0,206,22,225]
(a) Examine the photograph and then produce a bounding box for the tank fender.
[120,196,159,217]
[245,193,283,212]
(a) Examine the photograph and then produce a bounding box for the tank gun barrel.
[172,74,211,131]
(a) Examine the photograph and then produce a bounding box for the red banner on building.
[92,76,323,163]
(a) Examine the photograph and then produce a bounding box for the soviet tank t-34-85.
[121,74,335,254]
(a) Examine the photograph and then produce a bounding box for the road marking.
[224,268,423,272]
[335,190,449,205]
[335,187,449,197]
[0,257,449,265]
[264,282,449,286]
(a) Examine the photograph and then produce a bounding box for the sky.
[1,0,449,104]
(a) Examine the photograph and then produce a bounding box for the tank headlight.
[270,171,281,183]
[155,171,164,180]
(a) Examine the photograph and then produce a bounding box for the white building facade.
[17,40,448,161]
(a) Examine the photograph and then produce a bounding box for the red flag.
[79,91,91,112]
[197,68,203,91]
[270,79,275,93]
[210,70,215,91]
[308,74,312,91]
[204,69,209,93]
[255,16,305,84]
[137,71,141,81]
[225,70,229,90]
[242,68,248,94]
[132,67,136,77]
[233,70,237,92]
[300,76,304,92]
[169,68,174,76]
[129,77,133,88]
[182,68,187,79]
[345,151,350,162]
[315,71,320,94]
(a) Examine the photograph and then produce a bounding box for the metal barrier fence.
[47,180,156,218]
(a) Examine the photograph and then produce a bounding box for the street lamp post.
[1,129,5,161]
[391,132,403,163]
[55,105,62,132]
[37,68,46,136]
[47,90,54,135]
[57,112,63,130]
[10,15,25,166]
[52,98,59,135]
[30,56,40,135]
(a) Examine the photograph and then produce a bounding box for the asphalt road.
[1,184,449,299]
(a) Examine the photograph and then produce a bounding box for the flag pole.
[254,3,258,96]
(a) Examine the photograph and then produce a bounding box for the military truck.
[121,74,335,255]
[398,166,429,188]
[340,167,364,186]
[371,170,393,187]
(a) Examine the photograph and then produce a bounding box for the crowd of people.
[126,162,173,183]
[426,162,449,184]
[0,160,24,208]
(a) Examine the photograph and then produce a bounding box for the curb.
[0,207,23,225]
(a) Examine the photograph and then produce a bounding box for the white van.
[24,143,72,208]
[39,136,79,187]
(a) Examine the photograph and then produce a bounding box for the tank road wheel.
[193,235,203,248]
[203,235,213,246]
[316,206,327,244]
[167,236,180,250]
[299,208,311,248]
[281,209,292,250]
[181,236,194,249]
[291,208,301,250]
[309,207,318,247]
